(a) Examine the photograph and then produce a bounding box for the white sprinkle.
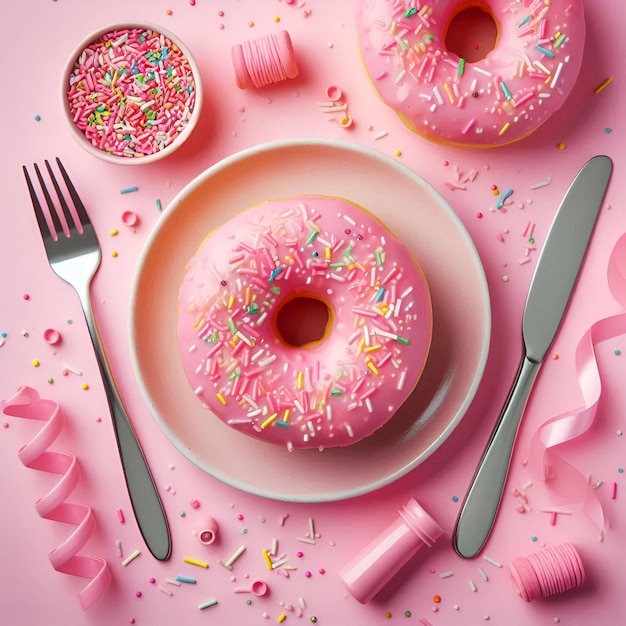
[298,597,307,609]
[115,539,122,557]
[121,549,141,567]
[478,566,489,581]
[529,176,552,190]
[550,61,564,88]
[439,571,454,578]
[308,518,316,539]
[483,555,502,568]
[223,545,247,569]
[342,214,356,225]
[296,536,316,545]
[165,578,182,586]
[473,66,492,76]
[469,579,477,592]
[62,363,83,376]
[373,130,388,140]
[159,585,173,596]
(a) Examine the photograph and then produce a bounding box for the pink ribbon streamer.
[2,386,112,610]
[528,233,626,533]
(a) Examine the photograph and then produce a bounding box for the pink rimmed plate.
[129,138,490,502]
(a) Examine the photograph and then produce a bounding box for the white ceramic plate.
[130,138,490,502]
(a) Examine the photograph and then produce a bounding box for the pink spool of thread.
[231,30,299,89]
[339,498,443,604]
[509,543,585,602]
[192,517,218,545]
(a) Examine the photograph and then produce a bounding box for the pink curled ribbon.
[2,386,111,610]
[528,233,626,534]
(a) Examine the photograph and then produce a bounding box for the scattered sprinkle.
[184,557,209,568]
[594,77,614,94]
[198,599,218,609]
[121,549,141,566]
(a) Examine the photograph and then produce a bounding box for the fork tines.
[23,158,90,240]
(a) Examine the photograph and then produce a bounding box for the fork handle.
[80,289,171,561]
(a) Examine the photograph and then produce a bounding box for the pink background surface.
[1,1,625,625]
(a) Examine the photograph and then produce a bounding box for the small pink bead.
[304,570,312,578]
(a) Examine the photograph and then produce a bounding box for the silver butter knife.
[454,155,613,559]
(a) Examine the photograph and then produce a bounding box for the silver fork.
[23,158,171,561]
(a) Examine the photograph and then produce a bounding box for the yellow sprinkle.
[216,392,227,406]
[297,371,303,390]
[32,359,40,367]
[307,220,321,233]
[184,557,209,568]
[81,383,89,390]
[557,142,566,150]
[356,338,365,356]
[260,413,278,429]
[443,81,455,104]
[325,247,332,260]
[282,408,291,423]
[394,149,403,157]
[228,295,235,310]
[111,251,118,257]
[594,76,613,94]
[263,548,273,570]
[277,613,287,623]
[273,15,280,22]
[365,357,379,375]
[110,229,119,236]
[364,344,382,353]
[498,122,511,136]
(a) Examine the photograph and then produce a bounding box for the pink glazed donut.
[356,0,585,148]
[177,195,432,450]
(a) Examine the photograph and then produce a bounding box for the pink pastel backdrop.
[1,1,625,625]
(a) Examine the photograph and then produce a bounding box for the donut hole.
[444,5,499,63]
[274,294,333,348]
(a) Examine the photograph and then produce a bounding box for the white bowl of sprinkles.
[62,23,203,164]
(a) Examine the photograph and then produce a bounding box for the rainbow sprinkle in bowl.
[62,23,203,165]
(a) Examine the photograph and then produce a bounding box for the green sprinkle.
[375,249,383,266]
[198,599,218,609]
[343,246,353,257]
[269,286,281,295]
[306,230,319,244]
[227,318,237,334]
[458,58,466,76]
[395,336,410,345]
[404,7,417,17]
[246,599,253,605]
[329,263,345,269]
[331,390,343,396]
[405,611,412,617]
[246,303,259,314]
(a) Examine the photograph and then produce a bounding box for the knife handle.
[453,356,540,559]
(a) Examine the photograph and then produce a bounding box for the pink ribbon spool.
[509,543,585,602]
[231,30,299,89]
[193,517,218,545]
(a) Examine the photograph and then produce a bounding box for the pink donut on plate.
[177,195,433,450]
[356,0,585,148]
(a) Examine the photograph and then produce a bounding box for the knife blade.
[453,155,613,559]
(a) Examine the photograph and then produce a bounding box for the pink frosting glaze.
[356,0,585,148]
[177,195,432,450]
